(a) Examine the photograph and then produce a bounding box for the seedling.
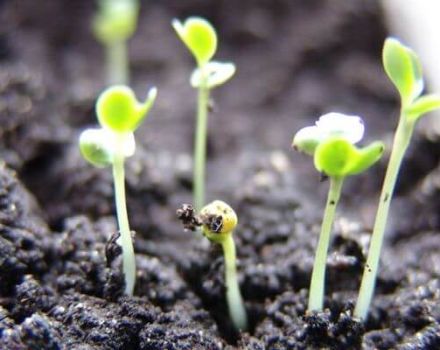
[93,0,139,84]
[79,85,157,295]
[172,17,236,211]
[292,113,384,312]
[176,201,248,331]
[354,38,440,319]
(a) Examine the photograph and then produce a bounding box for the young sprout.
[79,85,157,295]
[354,38,440,320]
[292,113,384,312]
[176,201,248,331]
[172,17,236,211]
[93,0,139,84]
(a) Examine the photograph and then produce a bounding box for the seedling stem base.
[112,134,136,295]
[308,176,344,311]
[355,113,414,319]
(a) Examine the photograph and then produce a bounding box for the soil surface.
[1,0,440,349]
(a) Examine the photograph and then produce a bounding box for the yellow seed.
[200,200,237,236]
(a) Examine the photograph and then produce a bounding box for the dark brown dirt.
[1,0,440,349]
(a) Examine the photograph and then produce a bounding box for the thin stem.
[112,134,136,295]
[106,40,128,85]
[221,233,248,331]
[308,176,344,312]
[354,113,414,319]
[193,67,210,212]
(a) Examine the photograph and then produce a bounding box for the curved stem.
[112,134,136,295]
[308,176,344,312]
[354,114,414,319]
[193,68,210,212]
[106,40,128,85]
[221,233,248,331]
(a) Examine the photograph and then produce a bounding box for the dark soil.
[1,0,440,349]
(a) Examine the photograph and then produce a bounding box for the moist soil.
[1,0,440,349]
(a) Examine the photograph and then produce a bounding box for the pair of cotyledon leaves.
[293,113,384,178]
[80,86,157,167]
[172,17,235,88]
[383,38,440,120]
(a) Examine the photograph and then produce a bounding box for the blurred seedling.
[177,201,248,331]
[79,85,157,295]
[354,38,440,320]
[93,0,139,84]
[172,17,236,211]
[292,113,384,312]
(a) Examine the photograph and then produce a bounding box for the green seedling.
[172,17,236,211]
[176,201,248,331]
[354,38,440,319]
[79,85,157,295]
[93,0,139,84]
[292,113,384,312]
[200,200,248,331]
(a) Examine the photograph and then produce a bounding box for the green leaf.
[96,85,157,132]
[292,126,321,156]
[93,0,139,44]
[79,129,113,167]
[314,138,355,177]
[346,141,384,176]
[405,94,440,121]
[383,38,424,106]
[172,17,217,66]
[190,61,236,89]
[133,87,157,130]
[79,128,136,167]
[314,138,384,177]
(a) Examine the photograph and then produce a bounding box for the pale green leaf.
[292,126,321,156]
[79,128,136,167]
[383,38,424,106]
[190,61,236,88]
[79,129,113,167]
[93,0,139,44]
[405,94,440,121]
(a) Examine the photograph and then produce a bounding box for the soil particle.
[253,291,363,349]
[0,163,50,295]
[1,313,62,350]
[0,62,68,171]
[176,203,202,232]
[10,275,56,323]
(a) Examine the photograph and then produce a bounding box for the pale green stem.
[221,233,248,331]
[112,134,136,295]
[354,113,414,319]
[106,40,128,85]
[308,176,344,312]
[193,67,210,212]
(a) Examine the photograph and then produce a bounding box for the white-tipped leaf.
[190,61,236,88]
[79,128,136,167]
[315,113,365,144]
[292,112,365,155]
